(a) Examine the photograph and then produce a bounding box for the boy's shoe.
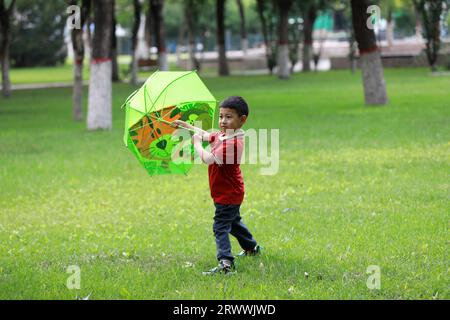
[202,259,236,275]
[236,244,262,258]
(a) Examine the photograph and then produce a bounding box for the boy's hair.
[219,96,249,117]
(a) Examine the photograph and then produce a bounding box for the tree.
[216,0,229,76]
[256,0,277,74]
[332,0,357,73]
[183,0,204,71]
[10,0,67,68]
[150,0,168,71]
[276,0,293,79]
[414,0,447,71]
[0,0,15,98]
[87,0,113,130]
[236,0,248,55]
[130,0,142,85]
[69,0,91,121]
[351,0,388,106]
[302,2,317,72]
[288,6,302,74]
[111,0,120,81]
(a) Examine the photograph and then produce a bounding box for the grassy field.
[8,56,183,84]
[0,68,448,299]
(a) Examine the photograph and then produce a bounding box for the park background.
[0,0,449,299]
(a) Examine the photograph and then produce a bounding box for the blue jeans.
[213,203,257,262]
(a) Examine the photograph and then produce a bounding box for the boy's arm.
[192,134,216,165]
[172,120,211,141]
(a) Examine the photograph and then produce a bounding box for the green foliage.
[116,0,135,29]
[0,68,448,299]
[10,0,67,67]
[394,8,417,37]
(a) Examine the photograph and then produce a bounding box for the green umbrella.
[122,71,217,176]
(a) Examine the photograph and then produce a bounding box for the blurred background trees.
[1,0,449,125]
[10,0,67,68]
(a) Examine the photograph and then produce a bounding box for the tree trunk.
[351,0,388,106]
[277,0,292,79]
[70,0,90,121]
[130,0,141,85]
[415,0,442,72]
[84,16,92,60]
[386,7,394,47]
[176,17,186,67]
[302,3,316,73]
[236,0,248,55]
[87,0,113,130]
[185,2,199,71]
[151,0,168,71]
[187,26,197,71]
[1,34,11,98]
[256,0,271,73]
[414,5,422,40]
[72,61,83,121]
[111,0,120,82]
[216,0,229,76]
[0,0,15,99]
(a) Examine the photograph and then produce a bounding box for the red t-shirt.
[208,131,245,205]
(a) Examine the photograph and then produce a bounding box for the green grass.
[8,56,184,85]
[0,68,448,299]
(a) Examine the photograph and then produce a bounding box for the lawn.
[0,68,448,299]
[8,56,183,85]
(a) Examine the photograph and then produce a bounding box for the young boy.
[173,96,260,274]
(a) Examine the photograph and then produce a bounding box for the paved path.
[6,81,88,91]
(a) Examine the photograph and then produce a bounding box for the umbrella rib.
[144,86,155,115]
[150,71,196,115]
[129,113,171,133]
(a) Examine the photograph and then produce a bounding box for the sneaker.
[202,259,236,275]
[236,244,262,258]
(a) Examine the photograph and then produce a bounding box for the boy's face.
[219,107,247,133]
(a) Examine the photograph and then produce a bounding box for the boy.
[173,96,260,274]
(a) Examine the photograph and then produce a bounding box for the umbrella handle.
[147,114,197,133]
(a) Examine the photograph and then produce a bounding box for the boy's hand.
[171,120,188,129]
[192,133,202,145]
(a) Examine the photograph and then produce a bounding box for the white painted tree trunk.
[176,44,182,67]
[136,14,150,60]
[241,38,248,56]
[187,43,195,70]
[277,44,290,79]
[302,44,312,72]
[415,15,422,40]
[217,43,229,76]
[1,49,11,98]
[130,50,139,85]
[158,52,168,71]
[73,62,84,121]
[87,60,112,130]
[387,21,394,47]
[360,51,388,105]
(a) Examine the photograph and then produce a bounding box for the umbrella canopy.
[123,71,217,176]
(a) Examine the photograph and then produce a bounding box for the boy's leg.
[213,204,239,262]
[230,208,257,251]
